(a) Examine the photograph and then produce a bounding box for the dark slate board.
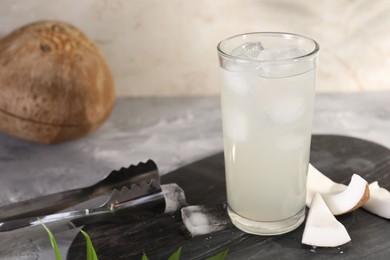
[67,135,390,259]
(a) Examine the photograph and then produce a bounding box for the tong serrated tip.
[105,179,161,210]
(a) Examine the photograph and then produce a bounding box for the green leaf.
[141,252,149,260]
[81,230,98,260]
[40,221,62,260]
[206,249,229,260]
[167,246,182,260]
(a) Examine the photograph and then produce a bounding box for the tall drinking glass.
[218,32,319,235]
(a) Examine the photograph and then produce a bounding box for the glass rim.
[217,32,320,63]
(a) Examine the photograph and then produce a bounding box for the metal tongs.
[0,160,166,232]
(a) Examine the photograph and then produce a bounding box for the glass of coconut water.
[218,32,319,235]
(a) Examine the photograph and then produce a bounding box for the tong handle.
[0,188,90,221]
[0,160,160,222]
[0,191,165,232]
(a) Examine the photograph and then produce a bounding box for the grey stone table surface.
[0,91,389,259]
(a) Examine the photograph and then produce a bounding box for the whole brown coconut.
[0,21,115,144]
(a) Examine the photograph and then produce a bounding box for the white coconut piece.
[362,182,390,219]
[322,174,370,215]
[302,193,351,247]
[306,164,346,207]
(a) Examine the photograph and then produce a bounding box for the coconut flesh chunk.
[362,182,390,219]
[307,165,370,215]
[302,193,351,247]
[306,164,347,207]
[321,174,370,215]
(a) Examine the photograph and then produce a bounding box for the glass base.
[227,206,305,236]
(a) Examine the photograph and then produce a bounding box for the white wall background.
[1,0,390,96]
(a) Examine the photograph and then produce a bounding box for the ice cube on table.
[268,95,305,124]
[181,204,230,236]
[161,183,188,213]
